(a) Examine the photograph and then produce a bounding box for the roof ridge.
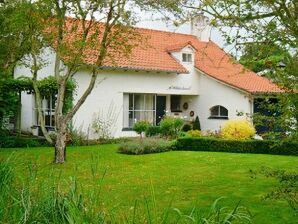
[134,25,197,38]
[64,16,198,39]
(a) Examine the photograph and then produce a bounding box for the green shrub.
[178,131,187,138]
[145,125,161,137]
[133,120,150,137]
[220,119,256,140]
[0,136,50,148]
[193,116,201,130]
[160,117,184,139]
[182,123,192,132]
[174,137,298,156]
[118,138,172,155]
[186,130,201,137]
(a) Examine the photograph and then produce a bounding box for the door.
[156,96,166,125]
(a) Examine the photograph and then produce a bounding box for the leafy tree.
[240,42,289,74]
[0,0,36,78]
[1,0,182,163]
[0,1,41,133]
[181,0,298,140]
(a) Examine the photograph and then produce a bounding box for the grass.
[0,144,297,223]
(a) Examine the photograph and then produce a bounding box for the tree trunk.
[55,121,67,163]
[32,82,53,144]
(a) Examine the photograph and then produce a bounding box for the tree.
[239,42,289,75]
[0,1,41,134]
[31,0,142,163]
[2,0,181,163]
[181,0,298,140]
[0,0,35,78]
[185,1,298,48]
[193,116,201,131]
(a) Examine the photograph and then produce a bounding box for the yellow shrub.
[220,119,256,140]
[187,130,201,137]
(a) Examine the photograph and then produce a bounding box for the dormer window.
[182,53,192,63]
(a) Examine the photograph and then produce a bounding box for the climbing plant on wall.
[0,77,75,134]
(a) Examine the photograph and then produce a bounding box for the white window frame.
[123,93,156,129]
[182,53,192,63]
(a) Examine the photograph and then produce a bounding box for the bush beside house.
[193,116,201,130]
[220,119,256,140]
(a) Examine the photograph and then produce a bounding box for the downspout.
[249,94,254,123]
[17,91,21,136]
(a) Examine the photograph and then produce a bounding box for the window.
[171,95,181,112]
[182,53,192,62]
[209,105,228,119]
[123,93,156,129]
[35,95,56,127]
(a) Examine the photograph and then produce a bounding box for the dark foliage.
[0,136,50,148]
[145,125,161,137]
[181,123,192,132]
[174,137,298,156]
[193,116,201,131]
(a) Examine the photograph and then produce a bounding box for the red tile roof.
[62,19,283,94]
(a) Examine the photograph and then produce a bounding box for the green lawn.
[0,145,297,223]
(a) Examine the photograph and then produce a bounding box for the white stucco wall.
[13,46,253,138]
[196,71,253,132]
[72,69,200,138]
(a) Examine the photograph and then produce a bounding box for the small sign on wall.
[168,85,191,90]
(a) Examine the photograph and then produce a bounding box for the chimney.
[190,15,211,42]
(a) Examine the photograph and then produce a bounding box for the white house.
[14,17,283,139]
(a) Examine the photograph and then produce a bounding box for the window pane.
[171,95,181,112]
[45,110,51,126]
[145,94,155,110]
[129,111,134,127]
[135,111,155,124]
[51,115,55,126]
[134,94,144,110]
[220,106,228,117]
[187,54,192,62]
[182,53,192,62]
[129,94,133,110]
[210,106,219,116]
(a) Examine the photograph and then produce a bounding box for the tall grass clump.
[0,156,107,223]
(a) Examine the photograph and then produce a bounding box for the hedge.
[0,136,50,148]
[174,137,298,156]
